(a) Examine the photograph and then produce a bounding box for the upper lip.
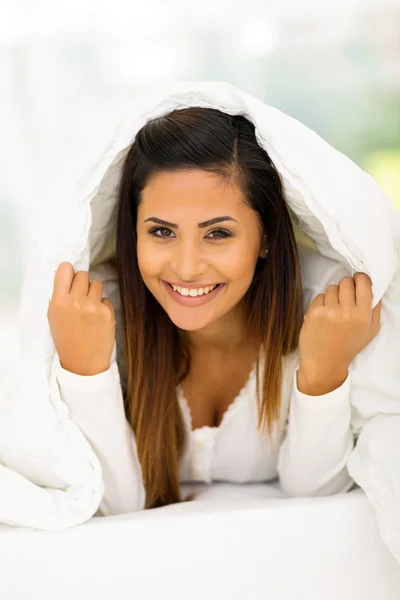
[164,281,223,289]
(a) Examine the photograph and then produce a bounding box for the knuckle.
[91,279,103,290]
[71,297,84,312]
[84,301,98,315]
[337,307,351,323]
[52,296,67,309]
[325,307,339,322]
[339,276,354,285]
[354,272,372,284]
[311,305,325,321]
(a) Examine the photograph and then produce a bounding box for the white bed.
[1,484,399,600]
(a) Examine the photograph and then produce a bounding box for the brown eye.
[207,229,232,239]
[148,227,175,238]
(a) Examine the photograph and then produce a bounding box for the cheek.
[222,242,259,282]
[137,239,161,280]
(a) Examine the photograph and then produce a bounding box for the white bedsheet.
[1,485,399,600]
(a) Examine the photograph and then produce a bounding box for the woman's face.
[136,169,265,333]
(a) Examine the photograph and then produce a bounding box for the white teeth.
[170,284,219,297]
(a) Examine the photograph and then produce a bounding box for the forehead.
[139,169,247,216]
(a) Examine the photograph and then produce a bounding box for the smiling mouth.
[162,280,227,305]
[167,282,223,297]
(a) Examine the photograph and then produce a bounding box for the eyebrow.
[143,216,239,228]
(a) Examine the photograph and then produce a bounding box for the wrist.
[297,364,349,396]
[59,359,111,377]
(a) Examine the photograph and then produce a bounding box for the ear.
[259,234,268,259]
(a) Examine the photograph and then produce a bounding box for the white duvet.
[0,81,399,563]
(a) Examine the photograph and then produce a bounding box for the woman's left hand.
[297,273,382,396]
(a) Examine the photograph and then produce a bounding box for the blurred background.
[1,0,399,376]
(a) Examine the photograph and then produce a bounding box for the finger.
[306,293,324,312]
[338,276,356,306]
[324,284,339,306]
[353,272,373,310]
[52,262,75,300]
[70,270,90,297]
[87,279,104,301]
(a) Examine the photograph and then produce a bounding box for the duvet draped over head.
[0,81,400,563]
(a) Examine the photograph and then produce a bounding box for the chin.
[167,313,211,332]
[161,303,218,331]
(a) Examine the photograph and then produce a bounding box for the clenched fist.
[297,272,382,396]
[47,262,116,376]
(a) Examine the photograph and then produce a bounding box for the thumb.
[371,299,382,332]
[101,297,116,319]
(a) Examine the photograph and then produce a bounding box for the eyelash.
[147,227,233,240]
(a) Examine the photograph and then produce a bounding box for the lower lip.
[163,281,226,306]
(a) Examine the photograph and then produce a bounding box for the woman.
[47,107,381,514]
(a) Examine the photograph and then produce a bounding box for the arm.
[55,343,145,516]
[277,368,354,496]
[276,252,360,497]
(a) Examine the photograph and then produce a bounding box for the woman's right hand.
[47,262,116,376]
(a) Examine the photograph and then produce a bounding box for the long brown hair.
[115,108,303,509]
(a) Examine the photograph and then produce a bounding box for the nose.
[170,239,207,282]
